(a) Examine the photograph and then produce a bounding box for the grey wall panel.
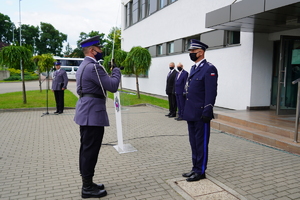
[148,46,156,57]
[174,39,183,53]
[206,5,231,28]
[265,0,300,11]
[231,0,264,20]
[162,43,167,55]
[201,30,225,48]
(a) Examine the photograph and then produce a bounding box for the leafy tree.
[36,22,67,56]
[0,13,15,44]
[103,27,121,57]
[15,24,39,53]
[63,43,73,57]
[103,49,127,74]
[32,54,55,92]
[0,45,33,103]
[122,46,152,99]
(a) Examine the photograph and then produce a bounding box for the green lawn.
[0,89,169,110]
[0,90,78,109]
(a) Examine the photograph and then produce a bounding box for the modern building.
[120,0,300,115]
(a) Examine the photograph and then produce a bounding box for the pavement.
[0,81,300,200]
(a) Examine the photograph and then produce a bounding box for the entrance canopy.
[206,0,300,33]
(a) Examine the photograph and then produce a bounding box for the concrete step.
[211,115,300,155]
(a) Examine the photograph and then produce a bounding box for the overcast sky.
[1,0,122,49]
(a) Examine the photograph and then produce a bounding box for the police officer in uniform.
[174,62,189,121]
[74,35,121,198]
[165,62,177,117]
[182,39,218,182]
[52,61,68,114]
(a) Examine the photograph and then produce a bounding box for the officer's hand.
[201,115,211,123]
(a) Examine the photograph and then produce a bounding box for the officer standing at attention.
[165,62,177,118]
[74,35,121,198]
[182,39,218,182]
[51,61,68,114]
[174,62,189,121]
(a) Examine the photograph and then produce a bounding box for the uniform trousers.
[79,126,104,179]
[187,120,210,175]
[54,90,64,112]
[175,94,186,118]
[167,93,177,115]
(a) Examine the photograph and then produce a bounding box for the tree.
[0,45,33,103]
[0,13,14,44]
[103,27,121,57]
[63,43,73,57]
[122,46,152,99]
[103,49,127,74]
[15,24,39,54]
[32,53,55,92]
[36,22,67,56]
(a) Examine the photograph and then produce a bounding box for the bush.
[4,68,39,81]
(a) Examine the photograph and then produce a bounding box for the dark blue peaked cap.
[80,35,103,48]
[188,39,209,51]
[54,61,61,65]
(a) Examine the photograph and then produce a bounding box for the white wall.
[121,0,258,110]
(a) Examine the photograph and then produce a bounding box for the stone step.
[211,117,300,155]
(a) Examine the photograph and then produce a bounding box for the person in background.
[51,61,68,114]
[165,62,177,118]
[74,35,121,199]
[174,62,189,121]
[182,39,218,182]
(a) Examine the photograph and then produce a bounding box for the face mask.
[177,67,183,71]
[94,51,103,61]
[189,53,198,62]
[169,67,174,70]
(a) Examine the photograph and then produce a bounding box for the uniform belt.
[81,93,105,99]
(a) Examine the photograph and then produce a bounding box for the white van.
[53,57,84,80]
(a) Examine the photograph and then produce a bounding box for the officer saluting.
[182,39,218,182]
[74,35,121,198]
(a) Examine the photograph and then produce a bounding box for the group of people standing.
[51,35,218,199]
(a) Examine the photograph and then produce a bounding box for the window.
[149,0,158,15]
[170,0,177,3]
[157,44,163,55]
[139,0,148,20]
[227,31,240,45]
[167,42,174,54]
[132,0,139,24]
[159,0,168,9]
[126,2,132,27]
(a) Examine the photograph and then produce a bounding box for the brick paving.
[0,81,300,199]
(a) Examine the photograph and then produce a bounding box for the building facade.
[120,0,300,114]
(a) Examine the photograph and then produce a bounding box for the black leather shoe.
[58,111,63,114]
[182,171,194,178]
[82,188,107,199]
[175,117,183,121]
[54,111,59,114]
[186,173,206,182]
[93,183,105,190]
[168,114,176,118]
[165,113,171,117]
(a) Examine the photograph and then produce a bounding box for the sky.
[1,0,122,49]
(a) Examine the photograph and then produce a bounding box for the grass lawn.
[107,90,169,109]
[0,89,169,110]
[0,90,78,109]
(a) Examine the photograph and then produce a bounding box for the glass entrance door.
[276,36,300,115]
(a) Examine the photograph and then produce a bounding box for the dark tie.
[190,65,196,74]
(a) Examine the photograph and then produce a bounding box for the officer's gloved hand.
[201,115,211,123]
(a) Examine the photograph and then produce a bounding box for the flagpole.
[19,0,23,81]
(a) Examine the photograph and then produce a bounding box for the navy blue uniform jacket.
[183,59,218,121]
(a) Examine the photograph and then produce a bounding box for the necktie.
[190,65,196,74]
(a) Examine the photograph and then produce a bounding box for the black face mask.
[189,53,198,62]
[177,67,183,71]
[169,67,174,70]
[94,52,103,61]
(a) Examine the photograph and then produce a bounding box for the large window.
[139,0,148,20]
[149,0,158,15]
[159,0,168,9]
[126,2,132,27]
